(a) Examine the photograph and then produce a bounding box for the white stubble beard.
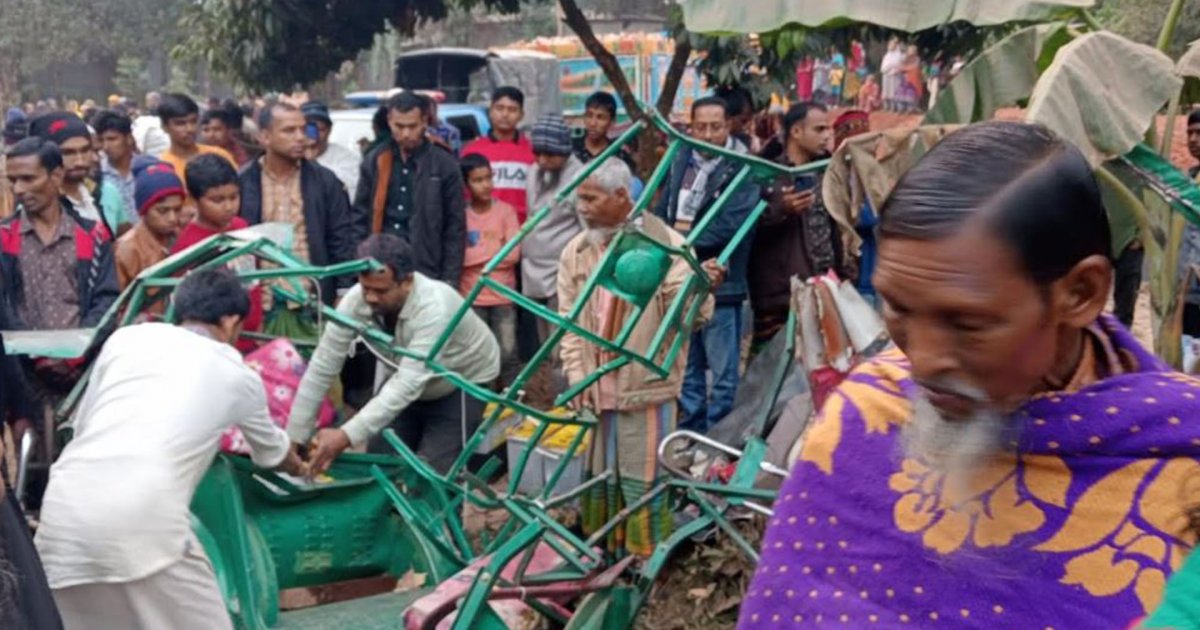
[584,225,618,247]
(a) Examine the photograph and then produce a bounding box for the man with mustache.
[750,102,840,353]
[654,96,760,435]
[559,157,724,557]
[1,138,118,332]
[741,121,1200,628]
[289,234,499,475]
[29,112,127,236]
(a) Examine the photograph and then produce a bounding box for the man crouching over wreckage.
[290,234,500,475]
[558,158,725,558]
[740,121,1200,627]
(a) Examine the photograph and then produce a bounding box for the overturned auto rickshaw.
[6,109,834,629]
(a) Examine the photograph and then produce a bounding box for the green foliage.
[686,21,1027,112]
[173,0,524,91]
[1025,31,1180,165]
[924,23,1073,125]
[1096,0,1200,58]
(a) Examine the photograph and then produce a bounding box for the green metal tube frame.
[41,105,814,629]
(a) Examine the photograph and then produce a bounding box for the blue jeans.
[679,304,743,434]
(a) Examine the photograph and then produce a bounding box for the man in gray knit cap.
[523,114,585,343]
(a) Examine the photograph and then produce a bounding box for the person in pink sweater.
[460,153,521,387]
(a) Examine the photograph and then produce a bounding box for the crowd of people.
[0,79,880,626]
[2,65,1199,629]
[795,37,965,113]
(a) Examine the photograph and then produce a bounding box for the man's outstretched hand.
[306,428,352,476]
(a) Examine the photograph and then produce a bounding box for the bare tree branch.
[654,36,691,117]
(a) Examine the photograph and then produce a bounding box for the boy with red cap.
[115,159,183,289]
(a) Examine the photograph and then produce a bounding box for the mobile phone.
[305,122,319,140]
[794,173,818,191]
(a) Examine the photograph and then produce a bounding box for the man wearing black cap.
[29,112,128,235]
[301,100,360,195]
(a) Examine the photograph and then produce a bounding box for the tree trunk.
[558,0,697,179]
[631,36,693,178]
[654,37,691,117]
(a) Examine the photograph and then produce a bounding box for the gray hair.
[585,158,633,194]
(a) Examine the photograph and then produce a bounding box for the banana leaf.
[679,0,1094,35]
[1025,31,1181,166]
[1098,145,1200,364]
[1176,39,1200,106]
[923,22,1072,125]
[1178,40,1200,78]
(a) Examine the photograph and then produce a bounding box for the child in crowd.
[460,153,521,387]
[115,160,184,290]
[172,154,248,253]
[174,154,262,351]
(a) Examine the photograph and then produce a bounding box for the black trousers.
[367,390,483,474]
[1112,244,1144,328]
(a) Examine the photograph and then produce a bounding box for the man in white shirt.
[35,268,304,630]
[130,91,170,157]
[291,234,500,474]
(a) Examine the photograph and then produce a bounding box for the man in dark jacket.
[355,91,465,287]
[239,102,357,305]
[1,138,119,331]
[750,102,840,352]
[654,96,759,434]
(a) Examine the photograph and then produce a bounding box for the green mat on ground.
[275,589,431,629]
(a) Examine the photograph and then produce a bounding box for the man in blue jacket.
[654,96,760,433]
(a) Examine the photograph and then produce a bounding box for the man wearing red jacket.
[462,86,534,223]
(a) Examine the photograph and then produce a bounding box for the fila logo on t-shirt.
[491,162,530,191]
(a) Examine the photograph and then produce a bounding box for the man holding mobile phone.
[302,101,361,196]
[749,102,840,354]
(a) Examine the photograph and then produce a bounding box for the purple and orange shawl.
[740,316,1200,628]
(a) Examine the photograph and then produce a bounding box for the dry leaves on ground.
[634,515,766,630]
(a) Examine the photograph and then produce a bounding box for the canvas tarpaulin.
[822,124,962,258]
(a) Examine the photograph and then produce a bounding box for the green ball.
[614,247,667,297]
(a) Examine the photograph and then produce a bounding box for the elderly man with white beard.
[740,121,1200,629]
[557,157,725,558]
